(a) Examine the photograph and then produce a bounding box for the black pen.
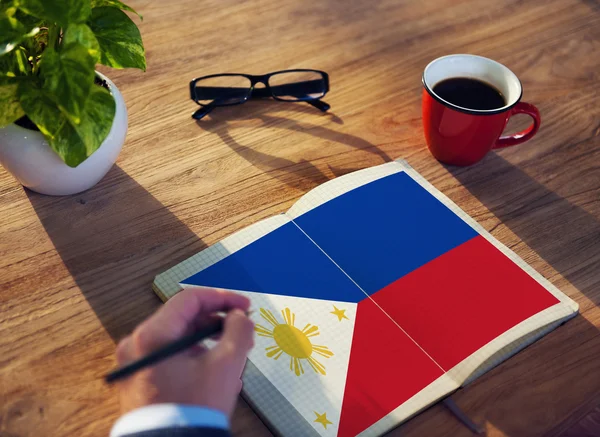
[105,315,232,384]
[105,318,223,383]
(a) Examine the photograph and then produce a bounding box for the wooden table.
[1,0,599,435]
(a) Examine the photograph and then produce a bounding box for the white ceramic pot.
[0,72,127,196]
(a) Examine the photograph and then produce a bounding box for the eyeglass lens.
[194,75,252,106]
[268,71,326,101]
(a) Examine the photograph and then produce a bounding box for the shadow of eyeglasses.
[193,100,392,191]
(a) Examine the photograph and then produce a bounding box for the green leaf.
[19,81,116,167]
[40,43,95,124]
[63,23,100,63]
[0,78,24,126]
[70,85,115,157]
[14,8,45,28]
[89,7,145,71]
[0,46,30,76]
[0,12,39,55]
[18,81,66,138]
[91,0,142,20]
[18,0,91,26]
[0,1,18,16]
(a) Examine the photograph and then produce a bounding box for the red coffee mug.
[422,54,541,166]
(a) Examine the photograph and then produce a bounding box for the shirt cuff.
[110,404,229,437]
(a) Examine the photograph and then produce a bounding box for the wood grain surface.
[1,0,599,436]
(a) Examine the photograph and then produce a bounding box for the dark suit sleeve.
[120,427,231,437]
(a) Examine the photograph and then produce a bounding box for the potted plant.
[0,0,145,195]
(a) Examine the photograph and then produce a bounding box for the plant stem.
[48,24,60,50]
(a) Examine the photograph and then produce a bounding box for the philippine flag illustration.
[179,170,561,437]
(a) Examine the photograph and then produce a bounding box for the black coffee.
[433,77,505,110]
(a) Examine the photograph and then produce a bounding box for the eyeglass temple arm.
[192,104,215,120]
[306,99,330,112]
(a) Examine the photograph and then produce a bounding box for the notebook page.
[242,359,323,437]
[153,214,290,301]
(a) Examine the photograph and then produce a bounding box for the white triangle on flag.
[237,289,356,436]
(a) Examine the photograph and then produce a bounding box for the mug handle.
[493,102,541,149]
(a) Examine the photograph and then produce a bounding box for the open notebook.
[153,160,578,437]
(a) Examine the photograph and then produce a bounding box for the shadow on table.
[446,153,600,306]
[26,165,208,342]
[195,100,392,190]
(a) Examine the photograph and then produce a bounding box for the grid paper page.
[243,343,333,437]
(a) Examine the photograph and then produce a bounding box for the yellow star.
[330,305,349,322]
[314,411,333,429]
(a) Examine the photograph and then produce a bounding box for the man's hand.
[115,288,254,417]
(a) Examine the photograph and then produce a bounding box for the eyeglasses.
[189,69,330,120]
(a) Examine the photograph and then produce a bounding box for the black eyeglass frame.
[189,69,330,119]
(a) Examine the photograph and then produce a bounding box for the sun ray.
[292,357,304,376]
[260,308,280,327]
[312,345,334,358]
[305,357,320,374]
[282,308,295,326]
[266,346,284,360]
[307,356,326,375]
[266,347,282,358]
[254,324,274,337]
[303,324,319,337]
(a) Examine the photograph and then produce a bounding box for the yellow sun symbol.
[255,307,334,376]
